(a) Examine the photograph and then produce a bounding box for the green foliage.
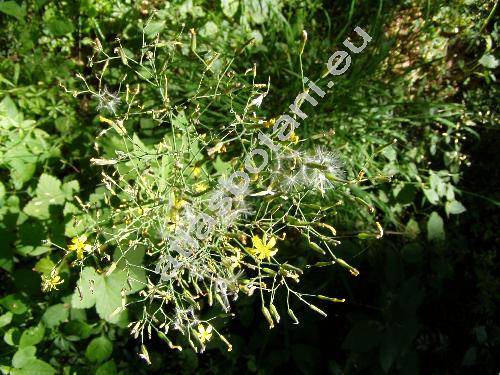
[0,0,497,373]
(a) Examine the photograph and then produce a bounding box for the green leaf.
[427,211,445,241]
[23,174,66,219]
[10,359,55,375]
[0,294,27,315]
[221,0,239,17]
[19,324,45,348]
[113,245,146,294]
[404,219,420,239]
[94,271,128,324]
[71,267,98,309]
[395,184,416,205]
[144,21,165,36]
[42,304,69,328]
[10,161,36,190]
[12,346,36,368]
[445,200,466,216]
[62,180,79,201]
[0,181,5,206]
[479,54,499,69]
[4,327,21,346]
[34,257,55,276]
[0,1,26,20]
[0,312,13,328]
[85,336,113,363]
[200,21,218,37]
[96,360,117,375]
[0,95,19,119]
[45,18,74,36]
[62,320,93,340]
[423,188,439,205]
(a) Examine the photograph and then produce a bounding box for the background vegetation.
[0,0,498,374]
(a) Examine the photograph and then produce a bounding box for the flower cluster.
[57,24,377,355]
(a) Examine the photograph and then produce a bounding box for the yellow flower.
[248,234,277,261]
[264,118,276,128]
[192,166,202,177]
[68,235,92,260]
[288,131,299,143]
[41,269,64,292]
[197,324,213,343]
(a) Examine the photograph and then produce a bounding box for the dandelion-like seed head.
[96,86,120,114]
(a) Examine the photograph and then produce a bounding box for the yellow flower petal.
[266,236,276,249]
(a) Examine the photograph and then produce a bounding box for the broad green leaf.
[427,211,445,241]
[96,360,117,375]
[42,304,69,328]
[94,271,128,324]
[0,294,27,315]
[71,267,98,309]
[62,320,93,340]
[144,21,165,36]
[200,21,218,37]
[113,245,146,294]
[396,184,416,205]
[12,346,36,368]
[19,323,45,348]
[0,312,13,328]
[34,257,55,276]
[404,219,420,238]
[221,0,239,17]
[479,54,499,69]
[0,1,25,20]
[0,95,19,119]
[10,161,36,190]
[4,327,21,346]
[445,200,466,215]
[45,18,74,36]
[23,174,65,219]
[429,172,446,197]
[85,336,113,363]
[423,188,439,205]
[62,180,79,201]
[10,359,55,375]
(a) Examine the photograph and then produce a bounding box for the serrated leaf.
[85,336,113,363]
